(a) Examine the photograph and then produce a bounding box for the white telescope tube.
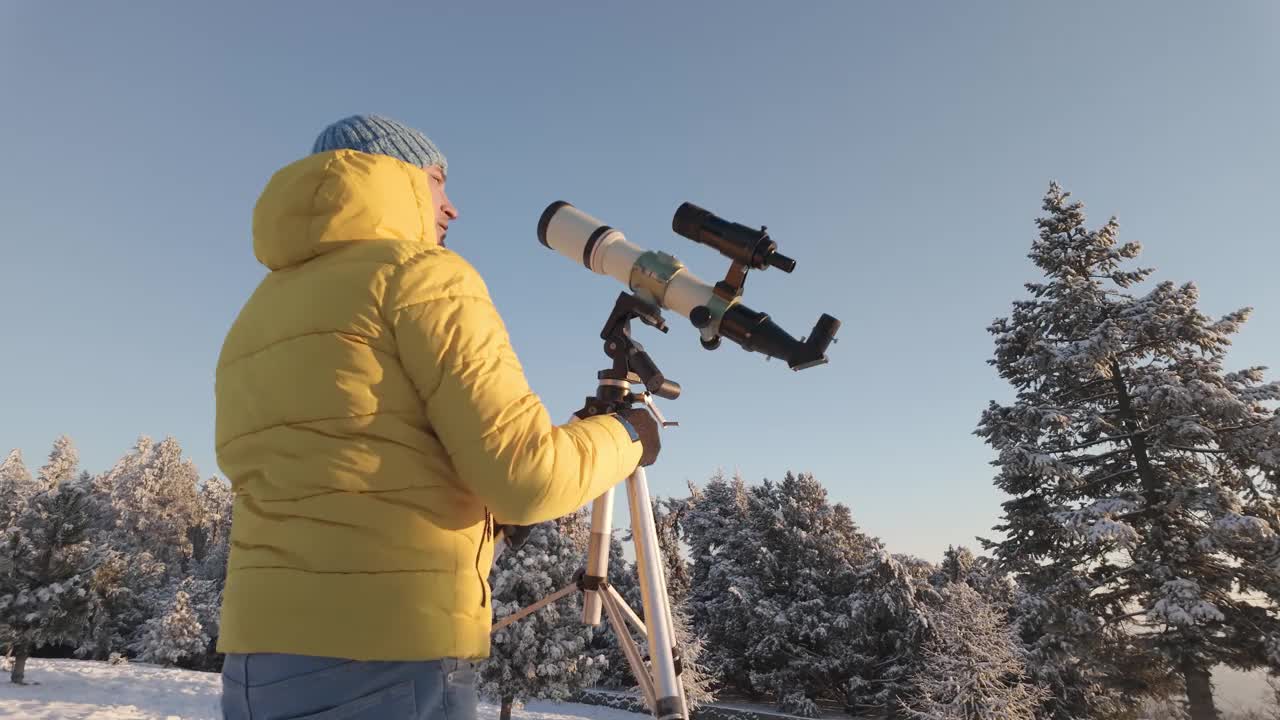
[538,201,733,342]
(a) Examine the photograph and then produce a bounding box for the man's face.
[426,165,458,246]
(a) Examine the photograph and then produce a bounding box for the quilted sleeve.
[384,249,643,525]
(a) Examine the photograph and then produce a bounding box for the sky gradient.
[2,1,1277,563]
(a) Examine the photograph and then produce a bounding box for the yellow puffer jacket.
[214,149,642,661]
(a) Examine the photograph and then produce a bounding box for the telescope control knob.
[689,306,713,329]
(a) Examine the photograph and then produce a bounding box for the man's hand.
[621,407,661,467]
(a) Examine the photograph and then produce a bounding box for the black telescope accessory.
[674,202,840,370]
[575,292,681,426]
[672,201,795,273]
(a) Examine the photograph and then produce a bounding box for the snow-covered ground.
[0,658,650,720]
[0,657,1272,719]
[1214,665,1275,716]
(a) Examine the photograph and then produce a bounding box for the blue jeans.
[220,653,478,720]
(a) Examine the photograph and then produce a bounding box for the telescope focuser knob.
[689,306,712,329]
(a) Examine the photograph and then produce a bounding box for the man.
[215,114,660,719]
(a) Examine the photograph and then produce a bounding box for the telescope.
[537,201,839,370]
[493,200,841,720]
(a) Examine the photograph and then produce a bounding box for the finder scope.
[671,202,796,273]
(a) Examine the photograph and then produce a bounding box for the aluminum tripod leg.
[625,467,686,720]
[602,584,657,711]
[581,487,614,625]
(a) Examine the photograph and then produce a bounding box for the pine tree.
[130,589,208,667]
[190,477,234,574]
[900,582,1048,720]
[976,182,1280,720]
[685,470,888,714]
[652,496,692,607]
[937,546,977,586]
[931,546,1017,613]
[1005,577,1154,720]
[739,472,883,715]
[684,471,759,694]
[0,449,34,658]
[480,513,609,719]
[894,554,941,583]
[184,477,234,667]
[103,437,202,579]
[0,437,96,684]
[651,495,715,709]
[846,550,940,719]
[0,449,35,528]
[76,547,166,661]
[669,601,716,710]
[83,437,206,658]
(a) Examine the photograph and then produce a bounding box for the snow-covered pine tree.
[0,449,31,662]
[76,547,166,661]
[652,496,692,606]
[76,446,141,661]
[480,512,608,720]
[668,600,716,710]
[976,182,1280,720]
[737,472,882,716]
[82,437,206,659]
[937,546,976,586]
[35,436,79,489]
[0,449,35,528]
[105,437,202,579]
[86,440,149,536]
[899,582,1048,720]
[182,477,234,668]
[651,495,715,709]
[190,477,234,577]
[0,437,96,684]
[1006,574,1156,720]
[130,589,208,667]
[846,549,940,719]
[931,546,1017,613]
[894,554,941,583]
[683,470,758,694]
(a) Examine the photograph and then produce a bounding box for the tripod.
[491,292,689,720]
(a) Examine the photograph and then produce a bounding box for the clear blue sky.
[2,2,1276,562]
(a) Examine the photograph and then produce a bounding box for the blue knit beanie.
[311,114,448,175]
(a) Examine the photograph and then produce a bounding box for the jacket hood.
[252,149,439,270]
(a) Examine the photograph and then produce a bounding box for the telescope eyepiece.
[672,202,794,273]
[767,251,797,273]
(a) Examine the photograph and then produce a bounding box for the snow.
[0,658,221,720]
[0,658,651,720]
[11,656,1272,720]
